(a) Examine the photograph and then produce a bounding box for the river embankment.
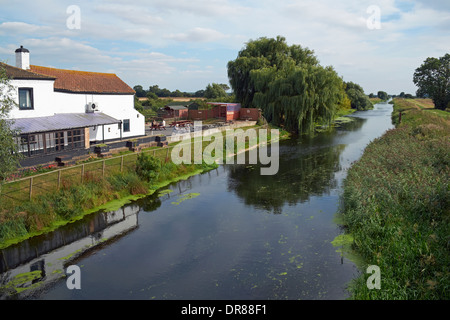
[0,123,289,250]
[337,98,449,299]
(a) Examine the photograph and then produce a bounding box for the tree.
[171,89,183,97]
[204,83,228,99]
[194,89,205,97]
[344,82,373,111]
[146,92,158,100]
[227,36,345,134]
[227,36,318,109]
[148,85,171,97]
[134,95,144,113]
[218,83,230,92]
[413,53,450,110]
[0,65,22,181]
[377,91,388,101]
[133,85,146,97]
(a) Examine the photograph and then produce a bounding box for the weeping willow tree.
[227,36,346,134]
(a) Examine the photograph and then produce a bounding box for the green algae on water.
[158,189,173,196]
[0,270,43,295]
[331,233,365,268]
[331,234,354,247]
[171,193,200,205]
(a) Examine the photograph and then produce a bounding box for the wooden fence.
[0,146,173,204]
[0,121,261,205]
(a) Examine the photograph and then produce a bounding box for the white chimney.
[15,45,30,70]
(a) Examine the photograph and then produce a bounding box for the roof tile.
[0,62,55,80]
[30,65,135,95]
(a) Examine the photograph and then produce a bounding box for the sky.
[0,0,449,96]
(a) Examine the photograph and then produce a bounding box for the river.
[0,102,394,300]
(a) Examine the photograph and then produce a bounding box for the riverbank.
[0,124,289,249]
[0,160,218,250]
[337,98,449,299]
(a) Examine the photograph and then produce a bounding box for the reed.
[338,98,449,299]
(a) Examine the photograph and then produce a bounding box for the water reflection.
[0,204,141,299]
[227,117,366,214]
[0,104,393,300]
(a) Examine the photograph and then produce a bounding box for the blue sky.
[0,0,449,95]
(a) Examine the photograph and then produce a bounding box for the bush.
[135,153,160,182]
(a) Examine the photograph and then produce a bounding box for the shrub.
[135,153,160,182]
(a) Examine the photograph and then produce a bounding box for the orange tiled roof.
[29,65,135,95]
[0,62,56,80]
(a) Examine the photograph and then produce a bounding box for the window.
[123,119,130,132]
[18,88,33,110]
[67,129,83,149]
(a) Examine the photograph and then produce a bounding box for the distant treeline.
[368,91,417,99]
[133,83,233,100]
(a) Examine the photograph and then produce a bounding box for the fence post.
[58,170,61,189]
[121,155,124,172]
[81,164,85,183]
[29,177,33,200]
[102,159,106,177]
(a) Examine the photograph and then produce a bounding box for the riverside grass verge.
[337,98,449,299]
[0,124,289,249]
[0,160,217,250]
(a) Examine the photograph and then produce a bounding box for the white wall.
[7,79,145,140]
[53,92,145,140]
[8,79,56,118]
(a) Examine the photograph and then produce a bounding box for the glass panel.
[19,134,28,154]
[18,88,33,110]
[46,133,55,152]
[123,119,130,132]
[29,135,37,155]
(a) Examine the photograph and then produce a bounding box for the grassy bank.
[0,124,287,249]
[338,98,449,299]
[0,159,217,249]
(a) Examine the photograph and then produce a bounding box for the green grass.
[337,98,449,299]
[335,107,356,118]
[369,97,382,104]
[0,159,218,249]
[0,124,280,249]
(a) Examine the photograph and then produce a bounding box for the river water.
[0,103,394,300]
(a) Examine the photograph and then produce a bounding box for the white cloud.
[94,4,165,26]
[0,0,449,93]
[165,27,229,43]
[149,0,251,17]
[0,22,53,35]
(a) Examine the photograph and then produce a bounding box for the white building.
[1,46,145,160]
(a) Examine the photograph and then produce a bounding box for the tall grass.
[0,155,218,247]
[339,98,449,299]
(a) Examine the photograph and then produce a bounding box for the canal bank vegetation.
[0,123,285,249]
[0,154,218,249]
[338,97,449,299]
